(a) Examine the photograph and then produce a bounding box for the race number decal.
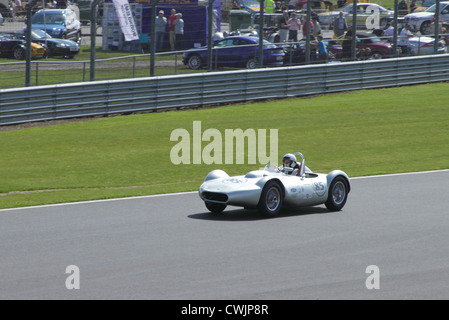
[314,182,326,197]
[223,178,247,184]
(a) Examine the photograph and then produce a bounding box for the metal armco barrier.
[1,54,449,126]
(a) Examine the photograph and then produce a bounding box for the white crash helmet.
[282,153,297,168]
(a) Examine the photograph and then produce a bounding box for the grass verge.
[1,82,448,209]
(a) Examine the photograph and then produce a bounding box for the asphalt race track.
[0,170,448,300]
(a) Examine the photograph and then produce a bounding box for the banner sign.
[112,0,140,41]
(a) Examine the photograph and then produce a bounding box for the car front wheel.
[420,21,431,35]
[13,47,25,60]
[371,52,383,59]
[325,176,349,211]
[246,58,258,69]
[187,55,202,70]
[258,180,283,217]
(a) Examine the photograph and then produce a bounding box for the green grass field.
[1,82,448,210]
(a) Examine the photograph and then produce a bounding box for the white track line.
[0,169,447,212]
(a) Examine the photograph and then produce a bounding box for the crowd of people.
[155,8,184,51]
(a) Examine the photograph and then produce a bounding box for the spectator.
[288,0,299,10]
[342,29,353,60]
[278,10,290,43]
[384,23,395,41]
[337,0,347,9]
[298,0,307,9]
[430,16,446,37]
[55,0,67,9]
[275,1,283,13]
[288,12,301,42]
[324,0,334,11]
[280,1,288,11]
[231,1,241,9]
[174,13,184,51]
[398,0,409,16]
[398,23,413,55]
[155,10,167,52]
[168,9,177,51]
[312,1,321,9]
[357,47,371,60]
[333,11,348,38]
[410,0,418,13]
[303,18,314,39]
[312,16,321,37]
[317,35,328,62]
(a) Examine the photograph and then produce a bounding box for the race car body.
[199,152,350,217]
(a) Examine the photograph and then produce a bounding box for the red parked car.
[354,32,394,59]
[338,32,394,59]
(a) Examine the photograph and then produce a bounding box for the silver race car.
[199,152,350,217]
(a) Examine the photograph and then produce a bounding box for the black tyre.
[13,47,25,60]
[75,32,81,44]
[246,58,258,69]
[187,54,202,70]
[44,48,52,58]
[371,51,383,59]
[205,202,227,214]
[420,21,431,35]
[325,176,349,211]
[258,180,283,217]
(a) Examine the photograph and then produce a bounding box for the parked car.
[0,0,10,19]
[182,36,285,70]
[29,9,81,43]
[0,34,46,60]
[404,2,449,34]
[282,39,342,65]
[21,29,80,58]
[414,0,437,13]
[407,36,447,55]
[319,3,394,29]
[353,32,394,59]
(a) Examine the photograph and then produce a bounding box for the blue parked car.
[29,9,81,43]
[182,36,285,70]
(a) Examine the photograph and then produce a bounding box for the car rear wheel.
[205,202,227,214]
[187,54,202,70]
[246,58,258,69]
[258,180,283,217]
[325,176,349,211]
[13,47,25,60]
[420,21,431,35]
[371,52,383,59]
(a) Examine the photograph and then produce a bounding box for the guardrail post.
[351,0,358,61]
[25,0,39,87]
[90,0,102,81]
[434,0,441,54]
[207,0,216,72]
[150,0,160,77]
[305,0,311,65]
[258,0,264,68]
[393,0,398,57]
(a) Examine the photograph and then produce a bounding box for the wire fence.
[1,0,449,89]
